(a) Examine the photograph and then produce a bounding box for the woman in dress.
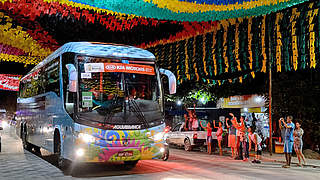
[226,113,238,158]
[293,121,306,167]
[200,121,212,155]
[214,120,223,156]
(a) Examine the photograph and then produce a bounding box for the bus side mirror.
[159,68,176,94]
[65,102,74,114]
[66,64,78,92]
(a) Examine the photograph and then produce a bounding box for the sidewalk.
[252,152,320,168]
[0,126,67,179]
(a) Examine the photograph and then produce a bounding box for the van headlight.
[78,133,95,143]
[153,132,165,141]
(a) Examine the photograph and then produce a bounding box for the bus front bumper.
[72,142,165,163]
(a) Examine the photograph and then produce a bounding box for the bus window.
[44,58,60,96]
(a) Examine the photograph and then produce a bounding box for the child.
[238,116,249,161]
[214,120,223,156]
[248,127,262,163]
[200,121,212,155]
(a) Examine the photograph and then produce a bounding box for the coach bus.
[16,42,176,169]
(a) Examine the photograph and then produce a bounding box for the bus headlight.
[153,132,164,141]
[160,147,165,153]
[78,133,95,143]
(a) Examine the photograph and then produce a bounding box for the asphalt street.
[0,126,319,180]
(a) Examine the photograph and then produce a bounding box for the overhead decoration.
[149,0,320,87]
[0,74,22,91]
[65,0,309,22]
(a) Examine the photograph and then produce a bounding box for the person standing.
[238,116,249,161]
[214,120,223,156]
[293,121,306,167]
[278,117,286,142]
[248,127,262,163]
[281,116,295,168]
[200,121,212,155]
[226,113,237,158]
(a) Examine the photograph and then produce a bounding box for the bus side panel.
[17,95,47,148]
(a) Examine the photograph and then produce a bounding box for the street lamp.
[200,97,205,104]
[176,100,182,106]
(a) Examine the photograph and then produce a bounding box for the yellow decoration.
[261,15,267,73]
[248,17,253,70]
[193,37,199,81]
[202,34,208,76]
[184,40,190,80]
[235,20,241,71]
[0,13,52,60]
[44,0,135,19]
[212,28,218,76]
[222,20,229,73]
[144,0,297,14]
[307,8,318,69]
[276,13,283,72]
[168,44,173,69]
[0,53,42,65]
[239,76,243,83]
[291,8,299,71]
[176,43,181,82]
[251,71,255,78]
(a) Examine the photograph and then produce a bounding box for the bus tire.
[124,160,139,169]
[184,139,192,151]
[22,125,32,151]
[54,131,68,170]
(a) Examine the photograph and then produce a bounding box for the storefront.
[217,94,269,140]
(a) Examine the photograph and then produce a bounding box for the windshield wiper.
[128,98,149,128]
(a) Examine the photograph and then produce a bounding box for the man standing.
[281,116,295,168]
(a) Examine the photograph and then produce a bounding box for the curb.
[248,154,320,168]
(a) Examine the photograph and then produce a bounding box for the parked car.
[166,122,217,151]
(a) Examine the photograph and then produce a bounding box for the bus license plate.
[118,151,133,157]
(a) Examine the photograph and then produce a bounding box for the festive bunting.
[62,0,309,22]
[149,0,320,87]
[0,74,22,91]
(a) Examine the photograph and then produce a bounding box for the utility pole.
[268,18,273,156]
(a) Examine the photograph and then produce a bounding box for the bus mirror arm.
[66,64,78,92]
[159,68,176,94]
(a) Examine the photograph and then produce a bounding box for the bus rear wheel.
[22,125,32,151]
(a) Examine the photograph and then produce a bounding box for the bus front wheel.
[54,132,68,170]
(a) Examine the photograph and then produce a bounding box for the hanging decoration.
[0,74,22,91]
[60,0,309,22]
[150,0,320,87]
[260,15,267,73]
[291,8,299,71]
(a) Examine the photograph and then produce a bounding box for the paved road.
[0,126,319,180]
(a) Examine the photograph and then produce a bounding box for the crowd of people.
[181,107,306,167]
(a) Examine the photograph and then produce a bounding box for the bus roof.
[31,42,155,74]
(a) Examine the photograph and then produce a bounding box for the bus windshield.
[77,56,163,129]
